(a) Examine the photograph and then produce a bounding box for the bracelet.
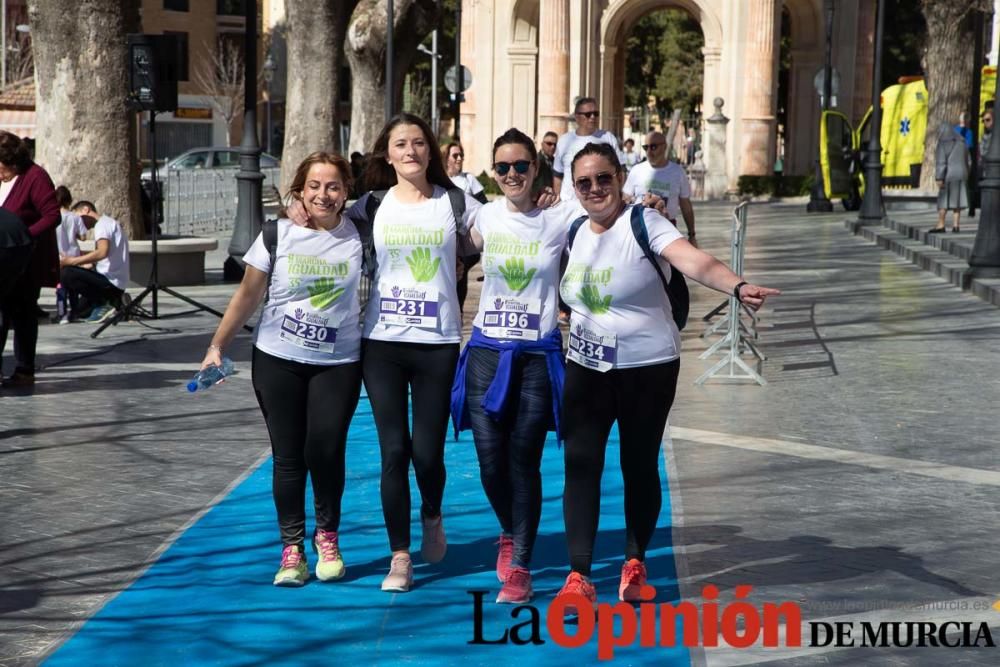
[207,344,223,353]
[733,281,748,302]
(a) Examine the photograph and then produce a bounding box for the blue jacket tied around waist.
[450,327,565,443]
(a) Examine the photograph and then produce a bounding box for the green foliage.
[737,175,813,198]
[477,170,501,195]
[884,0,927,84]
[624,9,705,113]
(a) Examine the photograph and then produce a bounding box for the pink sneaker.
[556,571,597,616]
[619,558,647,602]
[497,567,533,604]
[496,535,514,583]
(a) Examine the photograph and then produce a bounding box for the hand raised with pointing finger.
[737,283,781,311]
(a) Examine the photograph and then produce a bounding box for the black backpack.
[567,205,690,330]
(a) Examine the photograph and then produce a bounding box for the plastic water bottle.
[56,284,67,318]
[187,357,234,392]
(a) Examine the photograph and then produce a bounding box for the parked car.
[141,147,280,181]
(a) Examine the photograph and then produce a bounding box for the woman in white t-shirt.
[555,143,779,611]
[199,152,364,587]
[450,128,579,604]
[346,114,482,593]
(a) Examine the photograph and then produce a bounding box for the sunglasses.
[494,160,532,176]
[543,141,556,147]
[576,111,600,119]
[450,153,464,159]
[642,143,663,151]
[573,172,616,195]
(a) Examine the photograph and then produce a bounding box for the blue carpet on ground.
[45,396,690,667]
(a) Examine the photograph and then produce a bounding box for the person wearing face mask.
[450,128,581,605]
[552,97,625,201]
[198,152,364,587]
[622,130,697,246]
[555,143,780,611]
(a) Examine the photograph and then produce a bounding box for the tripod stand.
[92,112,247,339]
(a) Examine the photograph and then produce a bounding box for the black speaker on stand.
[93,34,248,338]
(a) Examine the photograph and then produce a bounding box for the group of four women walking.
[200,113,778,606]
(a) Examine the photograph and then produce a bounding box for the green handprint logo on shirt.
[307,277,345,309]
[406,247,441,282]
[498,257,537,292]
[578,284,613,314]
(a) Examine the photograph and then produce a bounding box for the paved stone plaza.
[1,202,999,666]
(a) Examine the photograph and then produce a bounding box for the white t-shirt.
[472,199,581,341]
[622,160,692,222]
[450,172,485,198]
[93,215,130,290]
[560,206,684,370]
[553,129,624,200]
[57,210,88,257]
[244,218,363,365]
[0,175,18,207]
[363,186,481,344]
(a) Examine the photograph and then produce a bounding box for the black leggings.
[562,359,680,576]
[362,338,460,552]
[252,348,362,548]
[466,347,551,567]
[61,266,124,317]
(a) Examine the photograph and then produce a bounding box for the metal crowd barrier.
[694,201,767,386]
[160,167,281,237]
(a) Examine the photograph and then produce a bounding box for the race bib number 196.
[482,295,542,341]
[567,318,617,372]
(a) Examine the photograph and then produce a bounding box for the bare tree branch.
[193,38,245,146]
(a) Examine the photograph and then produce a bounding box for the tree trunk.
[919,1,986,191]
[280,0,357,194]
[346,0,440,154]
[29,0,141,237]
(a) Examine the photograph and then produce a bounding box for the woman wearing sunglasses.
[451,128,579,604]
[556,143,779,609]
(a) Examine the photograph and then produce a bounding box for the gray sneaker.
[420,513,447,564]
[381,553,413,592]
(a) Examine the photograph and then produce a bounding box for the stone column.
[705,98,730,199]
[538,0,570,134]
[739,0,780,176]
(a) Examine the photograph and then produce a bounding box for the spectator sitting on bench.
[59,201,130,323]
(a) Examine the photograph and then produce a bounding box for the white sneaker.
[381,553,413,592]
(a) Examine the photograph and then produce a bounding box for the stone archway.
[782,0,825,175]
[599,0,723,136]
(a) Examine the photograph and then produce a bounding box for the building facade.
[458,0,877,186]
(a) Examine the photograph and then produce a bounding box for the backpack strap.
[629,204,689,330]
[629,205,671,295]
[446,187,467,233]
[262,218,278,304]
[567,214,588,249]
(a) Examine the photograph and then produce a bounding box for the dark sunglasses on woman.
[574,172,616,194]
[494,160,532,176]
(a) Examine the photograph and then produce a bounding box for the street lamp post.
[857,0,886,225]
[263,51,275,155]
[386,0,394,121]
[224,0,264,280]
[453,2,461,139]
[968,9,1000,279]
[418,35,440,135]
[807,0,835,213]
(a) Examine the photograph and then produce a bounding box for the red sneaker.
[619,558,647,602]
[496,567,533,604]
[496,535,514,583]
[556,571,597,616]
